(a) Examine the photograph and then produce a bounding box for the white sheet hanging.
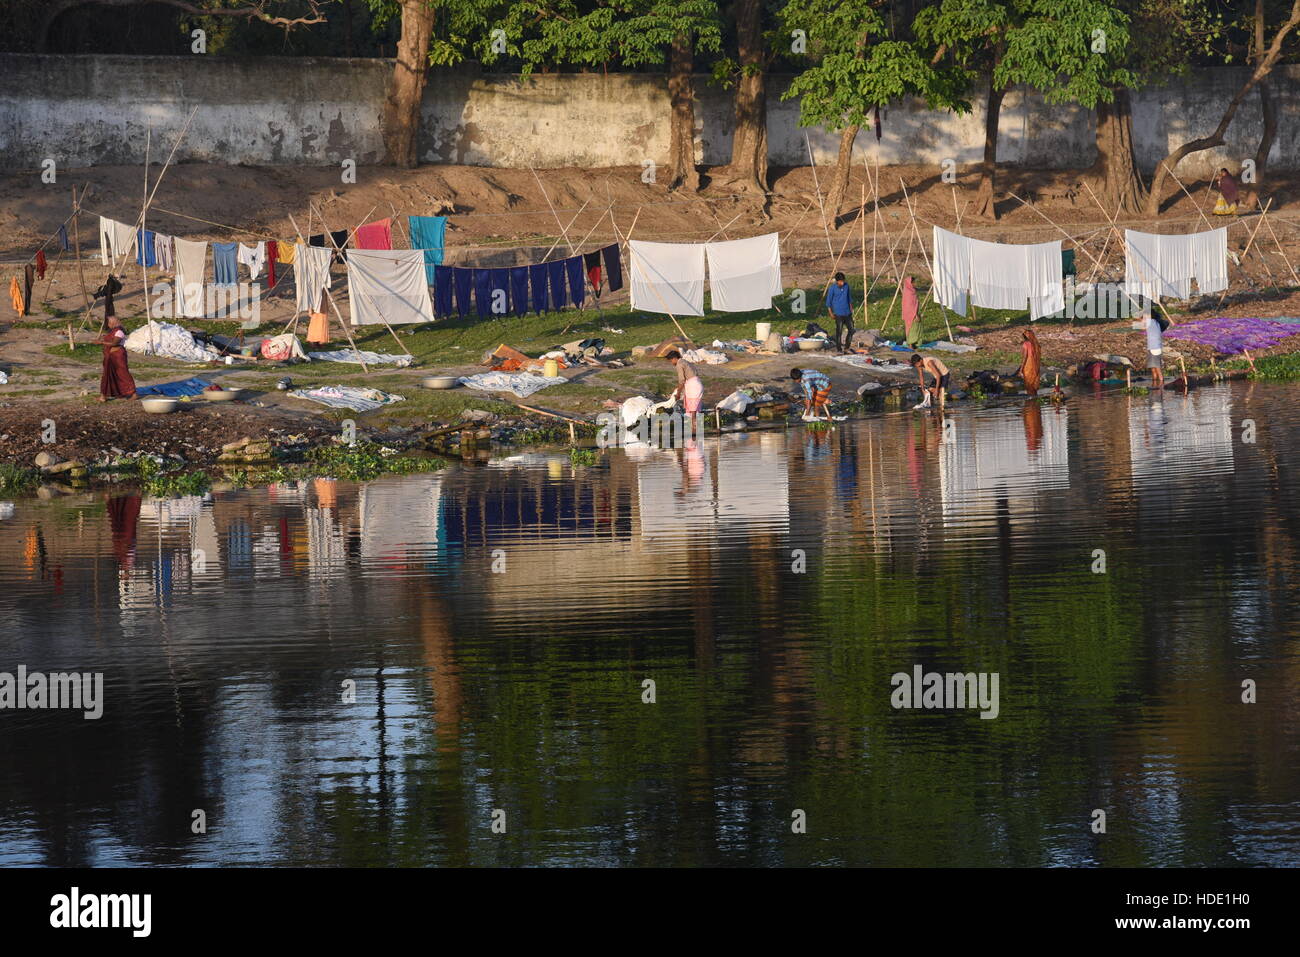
[629,240,706,316]
[704,233,782,312]
[1125,228,1227,299]
[932,226,1063,319]
[171,237,208,318]
[346,248,433,325]
[295,244,334,313]
[99,216,137,266]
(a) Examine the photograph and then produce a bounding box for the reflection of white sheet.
[636,435,789,540]
[1128,388,1234,486]
[705,233,782,312]
[939,407,1069,525]
[629,240,705,316]
[360,474,443,561]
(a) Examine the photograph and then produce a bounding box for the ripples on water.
[0,382,1296,866]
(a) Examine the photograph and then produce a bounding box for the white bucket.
[755,321,772,342]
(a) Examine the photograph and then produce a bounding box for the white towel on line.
[345,248,433,325]
[629,239,706,316]
[704,233,783,312]
[99,216,137,267]
[238,241,266,280]
[295,244,334,313]
[932,226,1063,319]
[171,237,208,318]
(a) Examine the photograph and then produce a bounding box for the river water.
[1,382,1297,866]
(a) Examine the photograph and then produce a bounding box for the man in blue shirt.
[824,271,854,353]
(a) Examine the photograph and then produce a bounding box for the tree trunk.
[1091,88,1147,216]
[1250,78,1277,208]
[382,0,436,168]
[721,0,768,201]
[1145,0,1300,216]
[826,125,860,227]
[667,32,700,192]
[974,79,1004,219]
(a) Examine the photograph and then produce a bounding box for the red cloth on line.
[354,218,393,250]
[266,238,278,289]
[99,329,136,399]
[36,249,47,280]
[902,276,919,337]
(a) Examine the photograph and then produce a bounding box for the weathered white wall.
[0,54,1292,176]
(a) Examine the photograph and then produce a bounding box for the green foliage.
[303,442,445,481]
[142,470,212,498]
[0,463,40,494]
[568,446,600,465]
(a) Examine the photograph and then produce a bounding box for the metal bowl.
[140,397,179,414]
[421,375,460,390]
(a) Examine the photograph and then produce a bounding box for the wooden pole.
[288,211,369,373]
[859,181,869,329]
[313,203,413,357]
[1218,199,1273,307]
[530,166,577,257]
[804,133,836,258]
[140,127,155,352]
[900,177,951,341]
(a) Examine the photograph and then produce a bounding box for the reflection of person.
[1016,328,1042,395]
[1144,311,1165,388]
[98,315,136,401]
[665,350,704,416]
[1213,167,1239,215]
[1022,399,1043,452]
[825,271,854,353]
[790,367,832,420]
[910,353,949,409]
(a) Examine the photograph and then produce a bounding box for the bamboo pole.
[139,128,154,351]
[287,211,369,373]
[804,133,836,258]
[900,177,951,341]
[313,203,413,357]
[530,166,577,257]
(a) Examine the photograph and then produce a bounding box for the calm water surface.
[1,382,1297,866]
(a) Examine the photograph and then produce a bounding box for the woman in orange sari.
[1016,328,1042,395]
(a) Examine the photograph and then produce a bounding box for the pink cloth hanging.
[902,276,919,336]
[354,218,393,250]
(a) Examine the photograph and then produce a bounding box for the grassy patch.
[0,463,41,494]
[142,470,212,497]
[1223,352,1300,380]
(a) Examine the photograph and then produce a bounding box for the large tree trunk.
[718,0,768,203]
[973,78,1004,220]
[383,0,436,168]
[1091,88,1147,215]
[825,125,860,227]
[1248,1,1277,209]
[1145,0,1300,216]
[667,32,700,191]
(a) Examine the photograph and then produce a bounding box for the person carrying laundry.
[665,350,704,416]
[791,367,832,420]
[910,353,950,410]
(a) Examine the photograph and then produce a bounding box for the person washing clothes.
[1144,309,1166,389]
[791,367,832,420]
[825,272,854,354]
[910,353,950,410]
[665,350,704,416]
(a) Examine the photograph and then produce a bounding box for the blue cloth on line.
[452,267,474,317]
[510,266,530,317]
[473,268,492,318]
[529,263,550,314]
[486,267,511,318]
[212,242,238,287]
[566,256,585,308]
[135,377,212,398]
[58,224,70,252]
[408,215,447,284]
[548,260,569,310]
[136,229,156,268]
[601,244,623,292]
[433,265,454,318]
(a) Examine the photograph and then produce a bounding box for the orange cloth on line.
[307,312,330,345]
[277,241,297,264]
[36,249,47,280]
[9,276,24,314]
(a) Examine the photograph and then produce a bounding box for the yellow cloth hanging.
[277,241,297,263]
[9,276,24,315]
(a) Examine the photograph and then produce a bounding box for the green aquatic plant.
[569,447,600,467]
[303,443,445,482]
[142,470,212,497]
[0,463,40,493]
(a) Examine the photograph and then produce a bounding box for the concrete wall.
[1,54,1295,176]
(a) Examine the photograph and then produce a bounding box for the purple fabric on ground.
[1165,316,1300,354]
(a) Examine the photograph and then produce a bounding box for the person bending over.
[791,367,832,420]
[910,352,949,410]
[665,349,704,416]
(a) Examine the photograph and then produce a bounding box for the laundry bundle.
[346,248,434,325]
[1125,228,1228,300]
[932,226,1064,320]
[630,234,783,316]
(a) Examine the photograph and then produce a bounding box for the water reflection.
[0,382,1297,866]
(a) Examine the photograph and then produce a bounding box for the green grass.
[0,463,40,494]
[1223,352,1300,380]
